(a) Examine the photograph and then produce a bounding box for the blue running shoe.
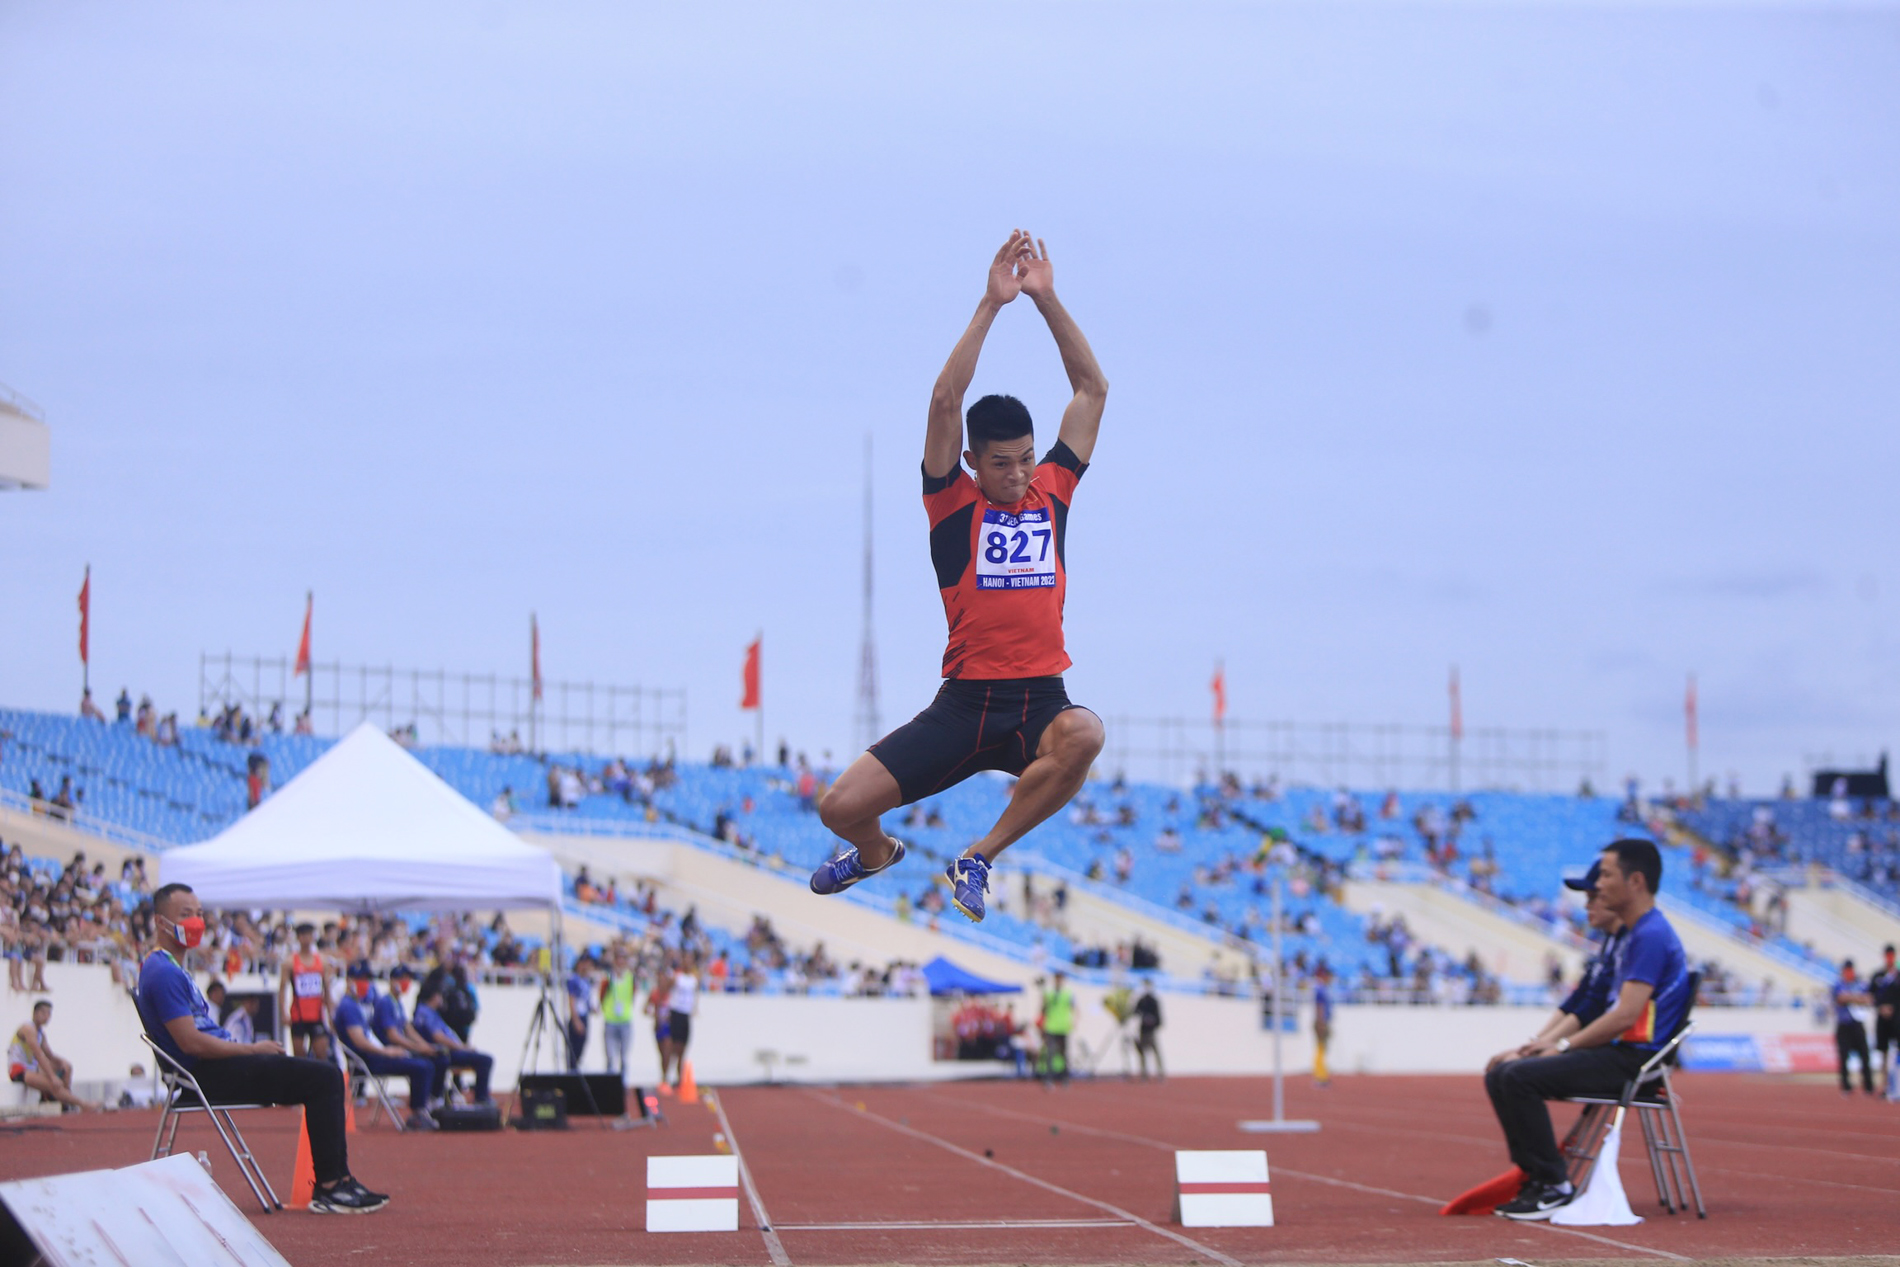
[944,853,991,922]
[809,838,906,895]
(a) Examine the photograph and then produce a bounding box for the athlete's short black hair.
[966,394,1033,452]
[1602,838,1663,895]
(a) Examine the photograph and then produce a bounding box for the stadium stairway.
[520,824,1044,987]
[1653,894,1832,994]
[1338,872,1588,985]
[1005,853,1257,981]
[0,797,149,876]
[1781,883,1900,966]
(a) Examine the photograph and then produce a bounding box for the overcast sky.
[3,2,1896,792]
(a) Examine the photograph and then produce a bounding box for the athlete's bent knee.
[1050,708,1105,761]
[817,786,855,833]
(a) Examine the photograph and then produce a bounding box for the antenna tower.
[854,434,881,750]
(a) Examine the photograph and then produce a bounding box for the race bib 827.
[976,506,1056,590]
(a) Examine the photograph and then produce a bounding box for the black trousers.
[566,1019,590,1071]
[191,1054,349,1186]
[1836,1021,1873,1092]
[1484,1046,1649,1186]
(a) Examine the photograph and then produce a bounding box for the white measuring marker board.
[646,1154,740,1232]
[1175,1149,1274,1227]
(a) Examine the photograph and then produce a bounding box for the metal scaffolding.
[198,652,686,758]
[1100,715,1607,792]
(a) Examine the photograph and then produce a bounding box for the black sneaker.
[310,1177,390,1214]
[1495,1181,1573,1221]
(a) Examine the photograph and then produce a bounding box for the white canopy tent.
[161,723,563,915]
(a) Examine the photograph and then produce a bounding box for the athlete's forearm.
[927,297,1003,472]
[1032,292,1106,400]
[937,298,1004,398]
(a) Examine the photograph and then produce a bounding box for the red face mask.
[352,980,373,999]
[393,981,410,997]
[167,915,207,949]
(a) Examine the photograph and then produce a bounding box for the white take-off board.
[0,1152,292,1265]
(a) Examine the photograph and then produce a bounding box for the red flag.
[741,637,761,710]
[531,614,543,702]
[77,565,90,665]
[1449,665,1463,741]
[1210,662,1226,725]
[293,592,312,677]
[1686,674,1698,751]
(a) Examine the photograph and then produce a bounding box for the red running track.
[1,1073,1895,1266]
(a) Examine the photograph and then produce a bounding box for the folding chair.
[139,1035,283,1213]
[1560,985,1707,1218]
[339,1043,409,1133]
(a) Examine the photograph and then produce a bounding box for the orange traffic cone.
[677,1061,699,1105]
[1439,1166,1525,1215]
[289,1109,317,1209]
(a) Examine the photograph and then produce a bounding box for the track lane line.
[777,1218,1135,1230]
[802,1089,1246,1267]
[709,1088,792,1267]
[911,1085,1694,1262]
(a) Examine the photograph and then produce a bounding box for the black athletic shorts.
[290,1021,327,1041]
[870,676,1088,805]
[668,1010,692,1050]
[1877,1017,1897,1053]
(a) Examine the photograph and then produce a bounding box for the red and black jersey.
[922,440,1086,680]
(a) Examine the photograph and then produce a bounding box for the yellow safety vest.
[602,971,637,1024]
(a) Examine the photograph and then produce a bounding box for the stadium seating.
[13,705,1846,994]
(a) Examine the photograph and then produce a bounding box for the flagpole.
[303,591,314,721]
[1449,665,1462,795]
[80,564,90,698]
[1214,659,1225,780]
[755,630,764,764]
[1686,673,1698,798]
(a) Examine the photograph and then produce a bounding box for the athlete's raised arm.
[1018,237,1108,464]
[926,231,1033,478]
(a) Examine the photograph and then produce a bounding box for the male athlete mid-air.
[810,229,1108,921]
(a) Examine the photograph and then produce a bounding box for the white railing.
[0,786,177,854]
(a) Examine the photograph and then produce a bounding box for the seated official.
[136,884,387,1213]
[1485,839,1690,1221]
[1487,861,1625,1071]
[373,966,451,1106]
[333,961,440,1131]
[414,978,494,1103]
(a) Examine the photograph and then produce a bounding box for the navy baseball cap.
[346,959,374,980]
[1563,860,1603,893]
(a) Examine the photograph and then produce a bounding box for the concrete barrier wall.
[3,963,1829,1105]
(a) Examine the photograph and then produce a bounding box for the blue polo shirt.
[566,973,594,1021]
[334,992,376,1052]
[136,950,232,1072]
[1833,978,1866,1027]
[1607,908,1689,1051]
[414,1003,453,1044]
[1560,928,1625,1025]
[372,991,411,1044]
